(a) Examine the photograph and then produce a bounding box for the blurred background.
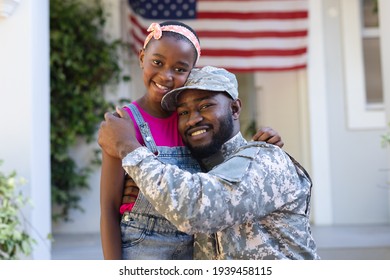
[0,0,389,259]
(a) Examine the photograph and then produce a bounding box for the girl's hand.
[252,127,284,148]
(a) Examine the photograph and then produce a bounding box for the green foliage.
[0,161,35,259]
[373,0,378,14]
[244,119,257,140]
[50,0,128,221]
[382,123,390,148]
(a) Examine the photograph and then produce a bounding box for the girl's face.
[139,35,197,103]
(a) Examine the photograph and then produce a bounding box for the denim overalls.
[121,104,201,260]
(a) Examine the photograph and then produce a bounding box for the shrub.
[0,161,35,259]
[50,0,129,221]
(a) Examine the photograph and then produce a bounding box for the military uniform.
[122,132,319,260]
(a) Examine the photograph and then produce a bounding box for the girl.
[100,20,283,260]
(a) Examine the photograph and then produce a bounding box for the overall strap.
[125,103,158,154]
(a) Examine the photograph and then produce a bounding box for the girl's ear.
[139,49,145,69]
[231,99,242,120]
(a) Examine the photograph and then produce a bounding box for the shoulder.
[241,142,312,185]
[122,102,138,117]
[235,141,285,160]
[209,142,280,182]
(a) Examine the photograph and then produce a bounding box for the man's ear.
[231,99,242,120]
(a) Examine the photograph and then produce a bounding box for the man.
[98,66,320,260]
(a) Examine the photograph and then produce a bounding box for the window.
[361,0,383,107]
[341,0,385,129]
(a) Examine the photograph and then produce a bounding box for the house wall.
[252,71,310,167]
[311,0,389,225]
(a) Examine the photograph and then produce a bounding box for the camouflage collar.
[197,132,247,171]
[220,132,247,158]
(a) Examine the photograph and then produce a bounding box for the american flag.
[127,0,308,72]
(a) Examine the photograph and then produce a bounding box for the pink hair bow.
[143,23,162,49]
[147,23,162,40]
[142,22,201,63]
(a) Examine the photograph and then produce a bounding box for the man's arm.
[122,144,310,235]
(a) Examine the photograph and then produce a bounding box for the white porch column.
[379,0,390,219]
[307,0,333,225]
[0,0,51,259]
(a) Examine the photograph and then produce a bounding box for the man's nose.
[186,111,203,127]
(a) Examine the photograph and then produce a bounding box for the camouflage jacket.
[122,133,320,260]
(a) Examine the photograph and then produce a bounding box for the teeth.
[155,82,168,90]
[191,129,206,136]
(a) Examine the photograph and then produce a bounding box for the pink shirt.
[120,102,184,214]
[123,102,184,147]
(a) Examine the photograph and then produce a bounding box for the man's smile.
[191,129,207,136]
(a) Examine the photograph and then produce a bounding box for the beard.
[186,114,234,160]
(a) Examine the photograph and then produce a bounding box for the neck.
[197,150,225,172]
[136,96,172,118]
[197,132,244,171]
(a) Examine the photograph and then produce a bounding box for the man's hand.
[98,107,142,159]
[252,127,284,148]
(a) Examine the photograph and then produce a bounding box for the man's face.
[176,89,236,159]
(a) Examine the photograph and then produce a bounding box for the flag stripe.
[196,11,308,20]
[212,65,306,73]
[202,48,307,57]
[203,55,307,70]
[198,0,308,12]
[127,0,308,72]
[197,30,308,38]
[201,37,307,50]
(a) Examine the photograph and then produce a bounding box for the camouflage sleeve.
[122,146,310,234]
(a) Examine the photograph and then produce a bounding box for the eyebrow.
[150,53,191,68]
[177,93,219,108]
